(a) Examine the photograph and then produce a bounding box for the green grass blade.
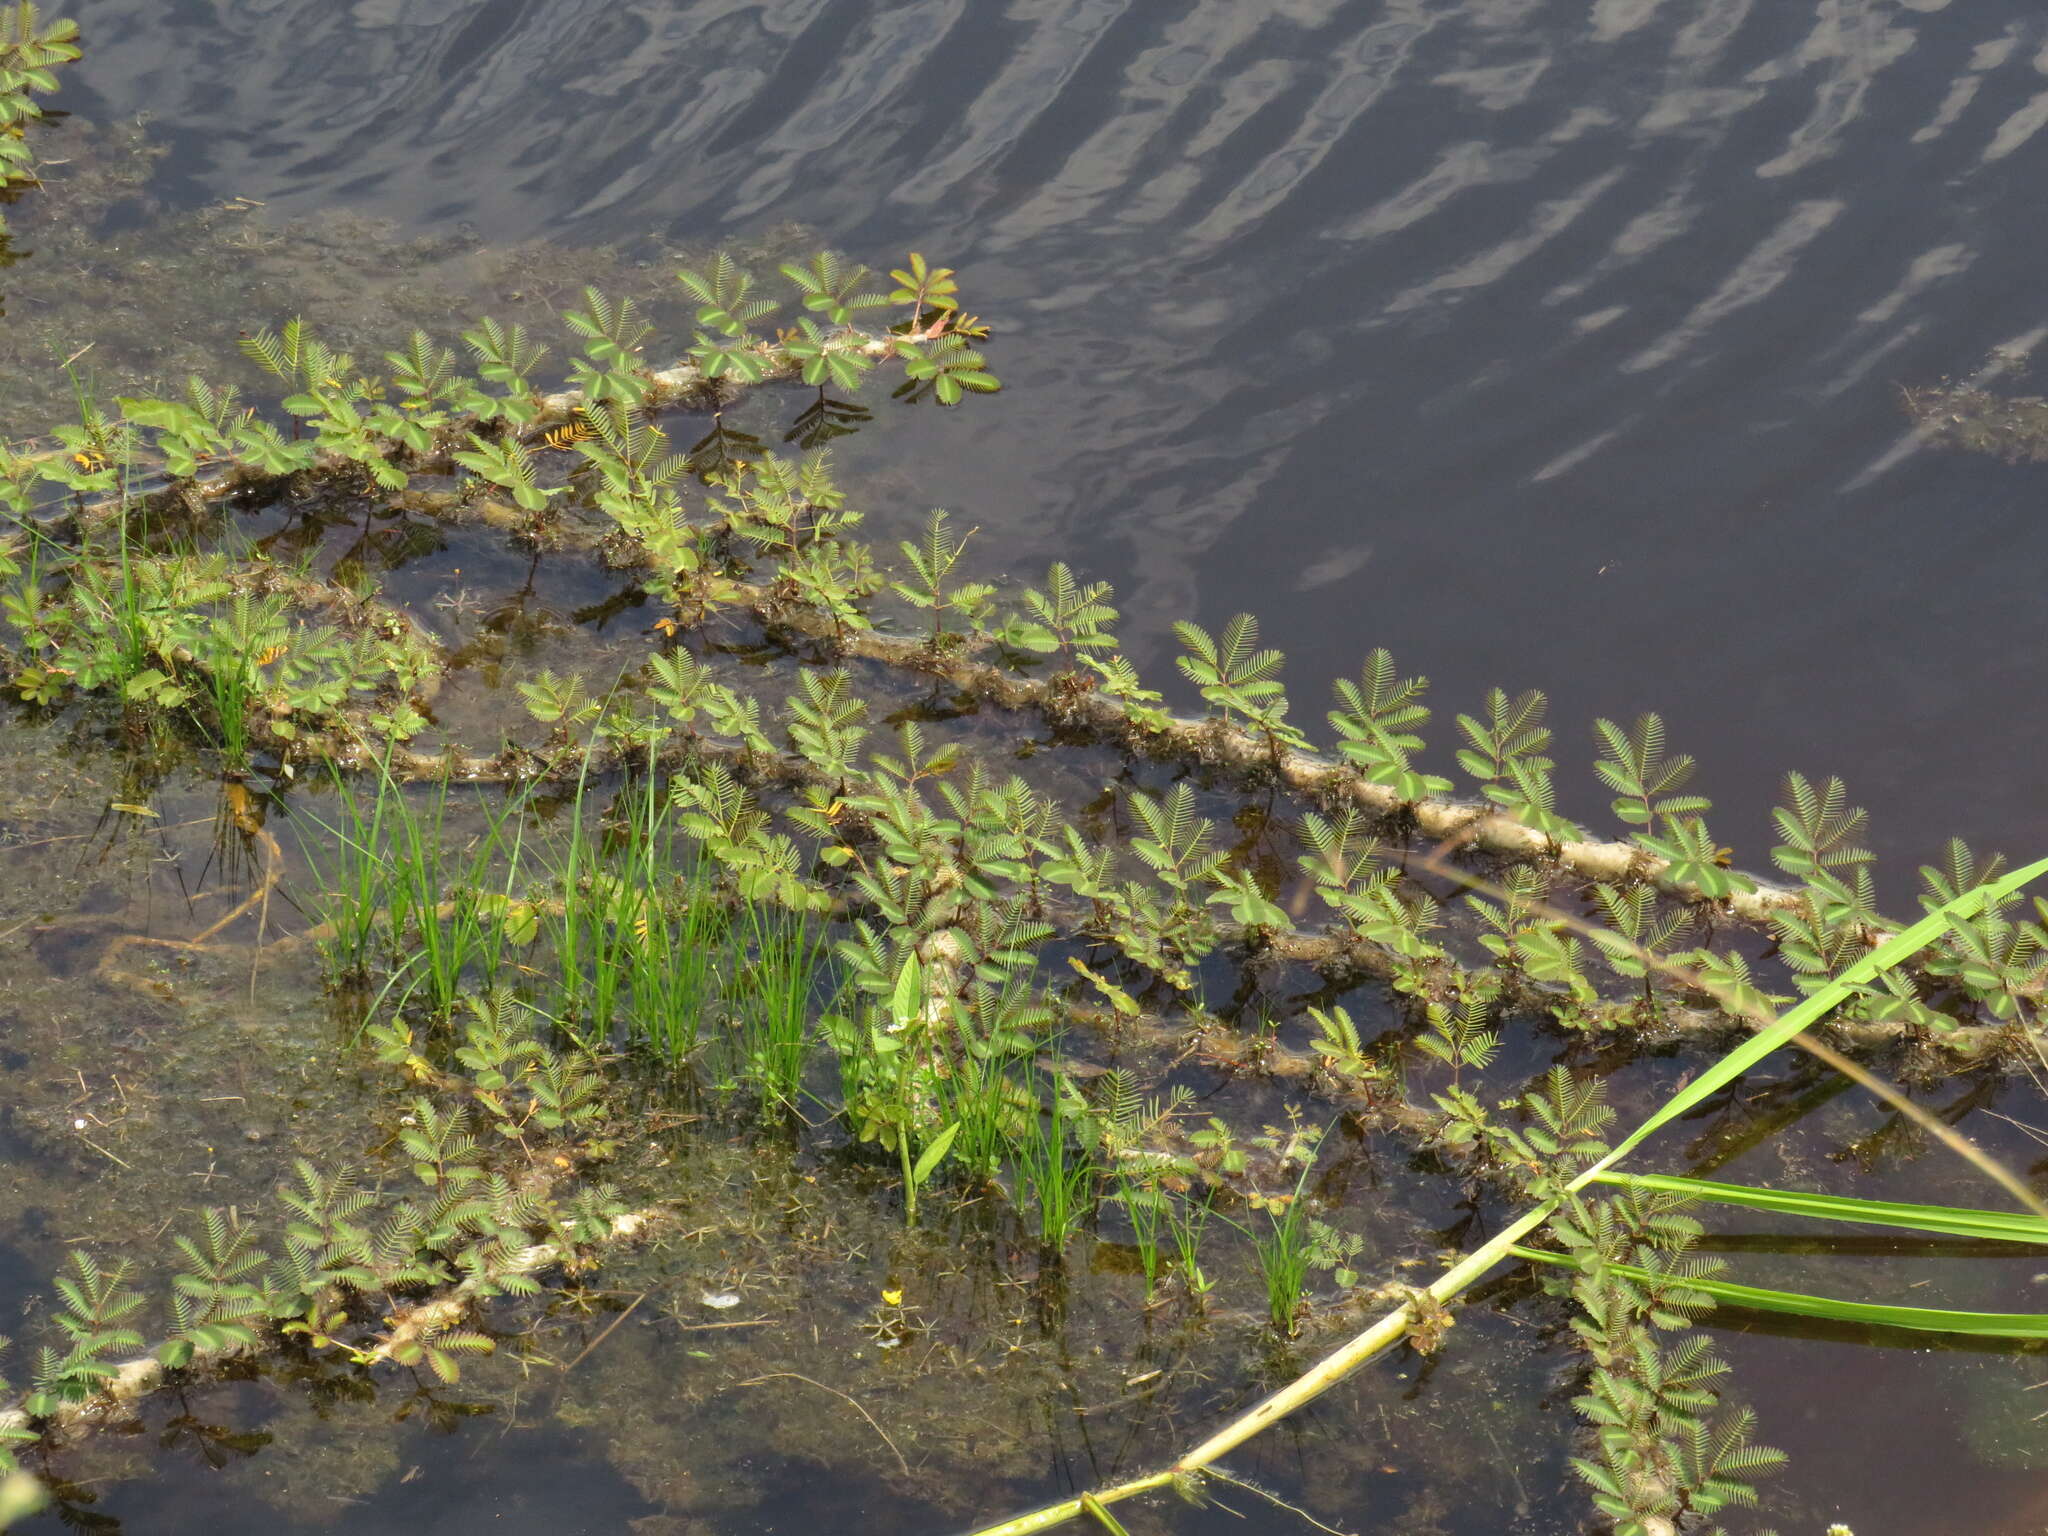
[1511,1246,2048,1338]
[1079,1495,1134,1536]
[1589,1172,2048,1245]
[1586,852,2048,1179]
[1677,1274,2048,1337]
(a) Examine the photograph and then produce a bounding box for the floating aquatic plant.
[3,224,2045,1536]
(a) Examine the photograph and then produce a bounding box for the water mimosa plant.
[1,214,2044,1536]
[0,3,77,238]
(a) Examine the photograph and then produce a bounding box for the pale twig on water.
[558,1292,644,1374]
[737,1371,911,1477]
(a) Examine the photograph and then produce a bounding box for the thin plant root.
[89,822,283,999]
[1198,1467,1360,1536]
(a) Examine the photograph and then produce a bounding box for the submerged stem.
[959,856,2048,1536]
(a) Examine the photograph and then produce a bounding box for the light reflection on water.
[48,0,2048,885]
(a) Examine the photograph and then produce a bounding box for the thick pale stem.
[1173,1204,1553,1475]
[957,1205,1557,1536]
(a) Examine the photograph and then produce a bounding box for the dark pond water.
[48,0,2048,893]
[5,3,2048,1534]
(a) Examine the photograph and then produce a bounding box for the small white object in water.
[700,1290,741,1310]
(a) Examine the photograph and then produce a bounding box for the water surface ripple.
[55,0,2048,878]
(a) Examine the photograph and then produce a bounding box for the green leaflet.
[1589,1172,2048,1246]
[910,1121,960,1188]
